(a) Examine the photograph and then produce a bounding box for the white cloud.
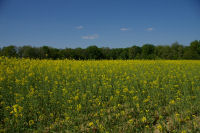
[120,28,129,31]
[76,25,84,29]
[146,27,154,31]
[82,34,99,40]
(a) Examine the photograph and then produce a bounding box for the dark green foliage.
[1,45,18,57]
[86,45,103,59]
[141,44,155,59]
[190,40,200,54]
[119,48,129,59]
[18,46,40,58]
[171,42,184,59]
[1,40,200,60]
[100,47,112,59]
[128,46,142,59]
[183,47,199,59]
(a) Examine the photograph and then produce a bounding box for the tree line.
[0,40,200,60]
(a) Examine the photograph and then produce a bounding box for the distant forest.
[1,40,200,60]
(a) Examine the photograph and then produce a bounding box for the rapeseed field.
[0,57,200,132]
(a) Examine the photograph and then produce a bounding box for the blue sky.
[0,0,200,48]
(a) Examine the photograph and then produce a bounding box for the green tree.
[73,48,86,60]
[141,44,155,59]
[18,46,40,58]
[86,45,103,59]
[171,42,184,59]
[0,47,2,56]
[100,47,112,59]
[119,48,129,59]
[1,45,18,57]
[40,46,51,58]
[183,40,200,59]
[190,40,200,55]
[128,46,142,59]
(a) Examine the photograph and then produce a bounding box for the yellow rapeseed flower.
[157,124,162,130]
[128,119,133,124]
[141,116,147,123]
[123,88,128,93]
[77,104,82,111]
[74,95,79,101]
[88,122,94,127]
[169,100,175,105]
[29,120,34,126]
